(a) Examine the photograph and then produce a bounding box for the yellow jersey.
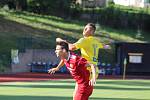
[74,36,103,65]
[74,36,103,78]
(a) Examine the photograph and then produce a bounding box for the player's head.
[55,41,69,58]
[83,23,96,37]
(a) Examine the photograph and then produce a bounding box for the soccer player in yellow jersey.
[71,23,104,78]
[73,35,103,78]
[48,23,109,80]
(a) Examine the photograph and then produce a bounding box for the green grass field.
[0,79,150,100]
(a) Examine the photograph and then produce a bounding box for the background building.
[76,0,106,7]
[113,0,150,8]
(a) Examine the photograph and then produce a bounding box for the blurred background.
[0,0,150,76]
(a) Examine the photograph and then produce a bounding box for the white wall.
[11,49,59,73]
[11,49,33,73]
[113,0,145,7]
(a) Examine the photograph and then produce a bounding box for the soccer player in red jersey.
[49,41,96,100]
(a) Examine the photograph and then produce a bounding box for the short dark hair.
[56,41,69,52]
[87,23,96,32]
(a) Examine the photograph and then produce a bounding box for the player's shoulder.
[89,36,99,42]
[75,37,86,44]
[70,54,77,60]
[78,37,85,42]
[70,52,83,60]
[70,52,78,60]
[69,53,83,65]
[92,36,99,40]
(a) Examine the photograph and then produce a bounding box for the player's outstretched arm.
[48,60,65,74]
[103,44,111,49]
[56,38,67,43]
[56,38,77,51]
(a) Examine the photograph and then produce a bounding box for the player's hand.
[89,78,96,86]
[48,68,59,74]
[104,44,111,49]
[56,38,66,42]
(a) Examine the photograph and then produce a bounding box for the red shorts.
[73,83,93,100]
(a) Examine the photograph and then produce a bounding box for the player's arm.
[48,59,65,74]
[56,38,77,51]
[102,39,113,49]
[68,43,77,51]
[97,41,111,49]
[86,62,97,86]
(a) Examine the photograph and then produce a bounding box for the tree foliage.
[0,0,74,16]
[0,0,27,10]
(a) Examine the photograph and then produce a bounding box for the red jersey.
[63,52,90,84]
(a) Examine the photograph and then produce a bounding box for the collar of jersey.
[85,36,93,38]
[66,52,70,61]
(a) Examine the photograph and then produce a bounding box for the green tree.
[15,0,27,11]
[27,0,73,16]
[0,0,27,11]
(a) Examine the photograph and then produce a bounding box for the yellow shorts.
[87,66,99,79]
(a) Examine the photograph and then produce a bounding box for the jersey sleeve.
[95,38,104,49]
[74,38,86,49]
[77,57,87,67]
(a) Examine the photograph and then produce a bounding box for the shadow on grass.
[96,80,150,87]
[94,85,150,91]
[0,95,72,100]
[0,84,75,89]
[0,95,148,100]
[90,97,149,100]
[0,84,150,91]
[18,15,83,35]
[10,11,85,26]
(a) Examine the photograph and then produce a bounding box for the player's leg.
[73,83,85,100]
[95,66,99,78]
[82,85,93,100]
[74,83,93,100]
